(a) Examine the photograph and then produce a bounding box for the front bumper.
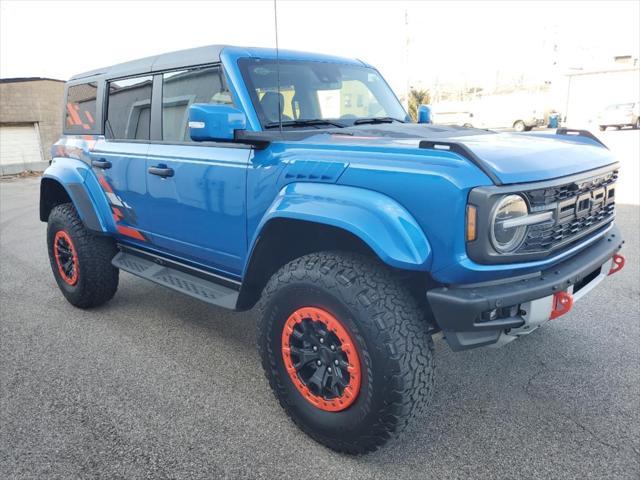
[427,225,623,351]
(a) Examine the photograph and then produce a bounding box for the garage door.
[0,124,43,174]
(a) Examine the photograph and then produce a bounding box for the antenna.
[273,0,283,133]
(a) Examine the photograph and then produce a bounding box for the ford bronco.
[41,45,625,454]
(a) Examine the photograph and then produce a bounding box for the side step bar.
[112,251,239,309]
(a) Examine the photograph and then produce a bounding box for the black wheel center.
[288,318,352,400]
[56,237,75,277]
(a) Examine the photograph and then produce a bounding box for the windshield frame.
[238,58,409,130]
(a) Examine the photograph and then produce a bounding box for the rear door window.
[65,83,98,133]
[161,66,233,142]
[106,75,153,140]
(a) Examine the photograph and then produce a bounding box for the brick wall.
[0,79,65,161]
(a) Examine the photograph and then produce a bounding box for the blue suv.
[41,45,625,453]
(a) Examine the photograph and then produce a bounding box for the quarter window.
[161,66,233,142]
[65,83,98,133]
[106,76,153,140]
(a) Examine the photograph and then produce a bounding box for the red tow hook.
[608,253,625,276]
[549,291,574,320]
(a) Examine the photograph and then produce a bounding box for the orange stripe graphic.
[97,175,114,193]
[116,224,146,241]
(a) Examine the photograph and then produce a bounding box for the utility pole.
[404,7,410,110]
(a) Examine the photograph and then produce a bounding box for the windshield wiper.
[264,119,346,129]
[352,117,405,125]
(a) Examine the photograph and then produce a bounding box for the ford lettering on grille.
[520,171,617,254]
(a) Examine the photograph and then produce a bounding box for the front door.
[140,65,250,277]
[144,144,249,276]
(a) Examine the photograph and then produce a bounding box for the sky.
[1,0,638,98]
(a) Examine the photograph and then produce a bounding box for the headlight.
[490,195,528,253]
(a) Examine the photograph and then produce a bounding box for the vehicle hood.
[438,130,616,184]
[292,124,617,185]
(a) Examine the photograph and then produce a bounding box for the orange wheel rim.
[53,230,79,286]
[281,307,361,412]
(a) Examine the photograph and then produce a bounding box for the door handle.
[148,166,174,178]
[92,159,112,169]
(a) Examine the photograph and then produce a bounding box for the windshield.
[238,58,409,129]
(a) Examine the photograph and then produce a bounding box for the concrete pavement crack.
[523,358,640,464]
[560,412,640,465]
[522,357,639,466]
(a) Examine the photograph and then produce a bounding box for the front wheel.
[47,203,119,308]
[257,252,435,454]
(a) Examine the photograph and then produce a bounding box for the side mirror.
[188,104,247,142]
[417,105,432,124]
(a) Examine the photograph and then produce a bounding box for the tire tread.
[47,203,119,308]
[257,251,435,454]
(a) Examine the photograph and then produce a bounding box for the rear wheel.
[258,251,435,454]
[47,203,119,308]
[513,120,526,132]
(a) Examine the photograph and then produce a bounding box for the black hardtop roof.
[0,77,65,84]
[68,44,366,85]
[69,44,227,82]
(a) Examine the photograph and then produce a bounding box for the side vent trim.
[282,160,348,183]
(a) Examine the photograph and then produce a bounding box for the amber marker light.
[466,205,477,242]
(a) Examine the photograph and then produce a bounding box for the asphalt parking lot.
[1,132,639,479]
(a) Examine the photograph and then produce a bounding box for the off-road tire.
[47,203,119,308]
[257,251,435,454]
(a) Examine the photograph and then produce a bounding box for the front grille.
[519,170,617,254]
[524,170,617,208]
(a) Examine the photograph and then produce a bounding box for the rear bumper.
[525,117,545,127]
[524,117,544,127]
[599,115,636,126]
[427,225,623,351]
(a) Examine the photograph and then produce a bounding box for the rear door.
[90,75,154,243]
[143,65,250,277]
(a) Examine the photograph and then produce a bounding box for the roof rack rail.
[418,140,502,185]
[556,127,608,149]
